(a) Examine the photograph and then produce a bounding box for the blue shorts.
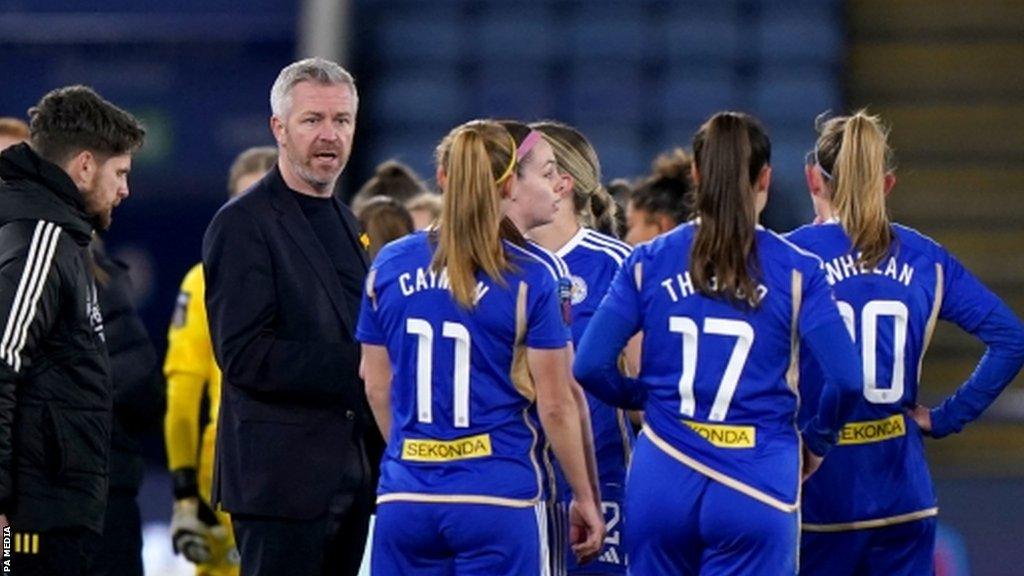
[371,500,547,576]
[800,517,936,576]
[625,434,798,576]
[550,485,626,575]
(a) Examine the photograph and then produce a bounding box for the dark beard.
[93,209,112,231]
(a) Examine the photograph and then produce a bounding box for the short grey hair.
[270,57,358,119]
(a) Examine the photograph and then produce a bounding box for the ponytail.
[690,112,770,307]
[818,111,894,269]
[587,186,619,237]
[432,121,515,307]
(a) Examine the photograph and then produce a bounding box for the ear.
[501,174,516,199]
[435,166,447,192]
[757,165,772,194]
[558,172,575,199]
[270,115,286,146]
[64,150,95,189]
[883,173,897,196]
[805,164,825,198]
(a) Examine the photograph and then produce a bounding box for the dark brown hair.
[630,147,694,229]
[352,159,429,214]
[28,85,145,165]
[691,112,771,307]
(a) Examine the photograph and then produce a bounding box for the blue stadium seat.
[567,65,645,125]
[469,69,554,121]
[761,138,816,232]
[752,69,841,130]
[471,7,556,64]
[576,126,646,181]
[663,4,743,65]
[657,70,741,127]
[570,6,649,63]
[756,8,843,66]
[375,11,464,65]
[373,71,466,126]
[369,128,448,184]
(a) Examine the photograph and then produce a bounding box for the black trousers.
[233,489,374,576]
[88,489,144,576]
[9,526,97,576]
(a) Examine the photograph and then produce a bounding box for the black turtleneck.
[291,191,364,324]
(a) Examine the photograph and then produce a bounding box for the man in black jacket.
[0,86,145,576]
[88,241,166,576]
[203,58,379,576]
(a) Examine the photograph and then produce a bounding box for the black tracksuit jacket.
[0,143,112,534]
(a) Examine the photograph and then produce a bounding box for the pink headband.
[516,130,543,162]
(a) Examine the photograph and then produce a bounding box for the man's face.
[272,81,357,193]
[81,153,131,230]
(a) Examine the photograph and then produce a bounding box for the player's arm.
[0,222,64,527]
[531,345,605,563]
[163,267,208,476]
[573,305,645,410]
[917,256,1024,437]
[797,265,863,476]
[360,344,392,441]
[203,205,361,403]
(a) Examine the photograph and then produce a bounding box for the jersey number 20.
[836,300,909,404]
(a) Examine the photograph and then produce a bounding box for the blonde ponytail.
[821,111,894,269]
[432,121,515,307]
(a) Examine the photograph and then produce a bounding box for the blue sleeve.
[939,251,1000,332]
[797,263,864,456]
[929,300,1024,438]
[525,273,572,349]
[572,254,646,410]
[798,259,840,336]
[800,319,864,456]
[355,270,386,345]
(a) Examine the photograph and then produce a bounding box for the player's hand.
[0,514,8,529]
[801,444,824,482]
[171,497,212,564]
[907,404,933,436]
[568,498,605,565]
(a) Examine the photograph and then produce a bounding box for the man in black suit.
[202,58,378,576]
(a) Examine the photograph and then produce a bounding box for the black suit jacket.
[202,166,374,519]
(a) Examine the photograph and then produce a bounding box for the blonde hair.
[228,146,277,196]
[357,196,414,260]
[0,117,29,140]
[405,192,442,222]
[815,110,895,269]
[432,120,516,308]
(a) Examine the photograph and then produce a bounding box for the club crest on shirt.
[569,274,588,305]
